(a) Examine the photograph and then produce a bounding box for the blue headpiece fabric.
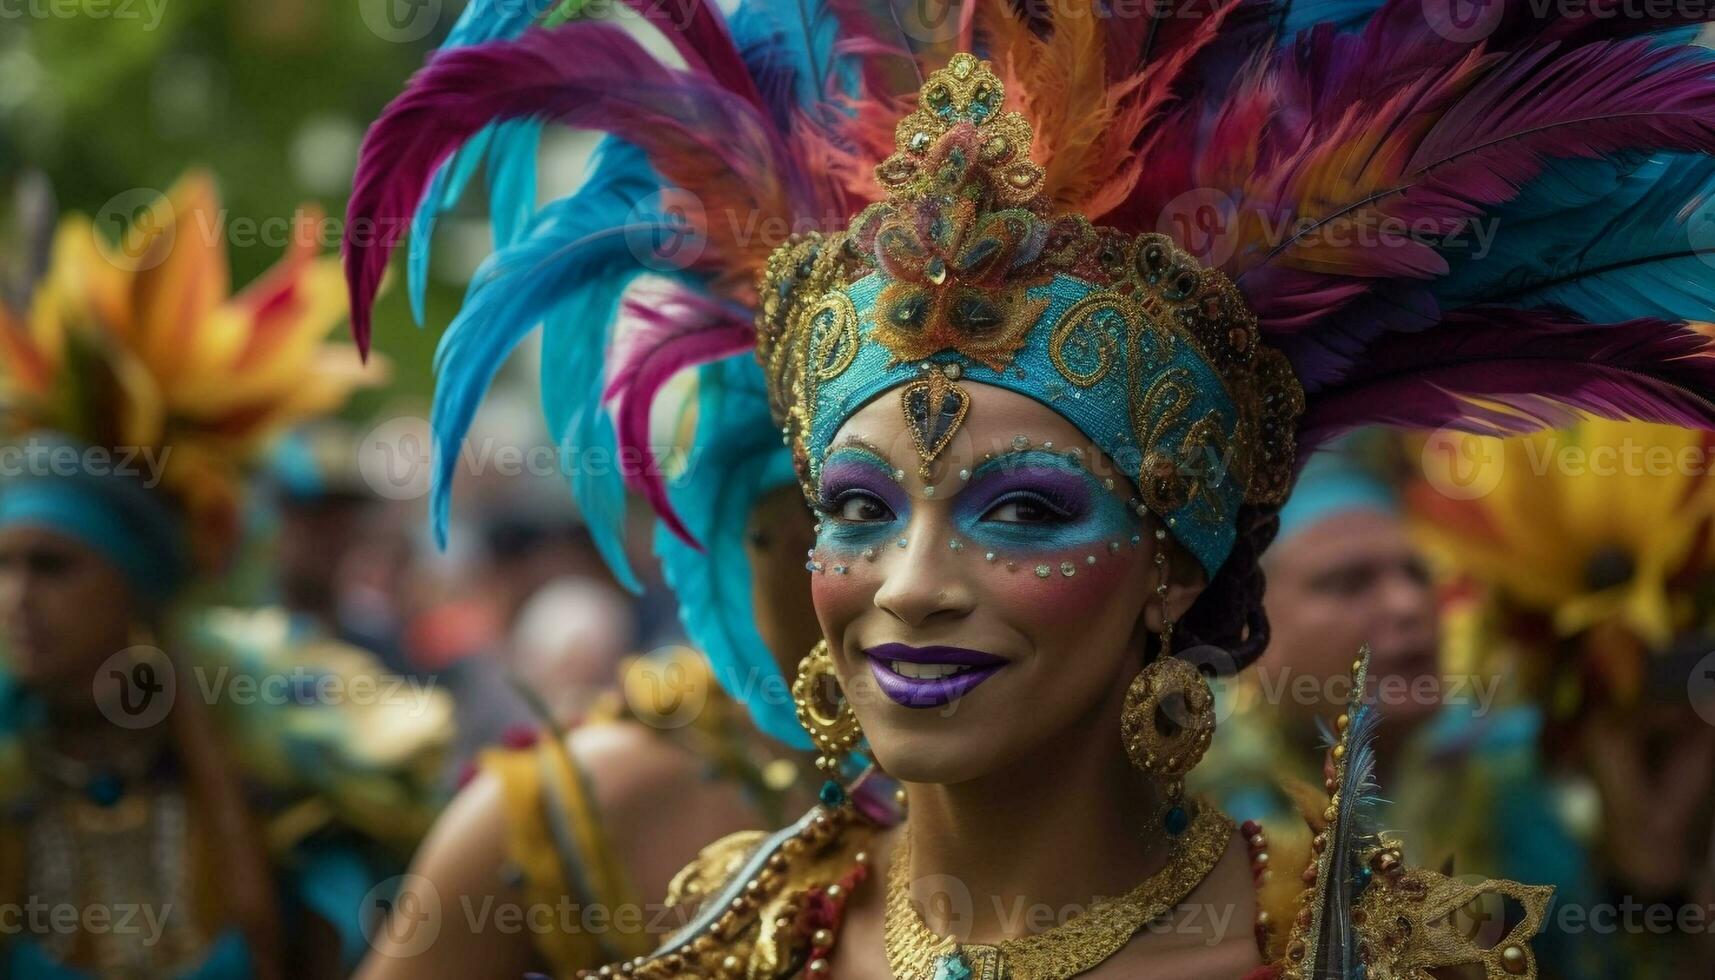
[806,269,1254,575]
[1274,447,1400,546]
[0,435,189,604]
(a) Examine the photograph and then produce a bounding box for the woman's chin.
[864,727,1014,786]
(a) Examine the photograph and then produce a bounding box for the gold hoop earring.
[792,640,863,772]
[1122,655,1215,779]
[1124,533,1215,835]
[1122,655,1215,836]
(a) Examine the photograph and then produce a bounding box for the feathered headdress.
[0,171,378,591]
[345,0,1715,736]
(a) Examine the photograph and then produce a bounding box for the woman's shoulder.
[585,776,898,980]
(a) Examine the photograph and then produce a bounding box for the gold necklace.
[883,804,1234,980]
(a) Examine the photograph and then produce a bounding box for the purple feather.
[621,0,767,112]
[342,21,808,354]
[605,292,759,547]
[1297,309,1715,453]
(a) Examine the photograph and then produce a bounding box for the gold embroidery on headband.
[1049,294,1127,388]
[808,292,860,382]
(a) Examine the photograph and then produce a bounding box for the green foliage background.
[1,0,478,414]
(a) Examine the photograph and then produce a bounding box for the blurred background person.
[0,173,446,978]
[352,42,831,963]
[1410,420,1715,980]
[1193,433,1608,976]
[1195,437,1444,826]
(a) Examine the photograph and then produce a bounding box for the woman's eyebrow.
[827,437,895,469]
[968,447,1086,481]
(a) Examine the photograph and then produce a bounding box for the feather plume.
[1296,309,1715,454]
[1307,650,1385,977]
[344,20,814,354]
[348,0,1715,692]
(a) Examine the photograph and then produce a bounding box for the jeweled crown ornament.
[756,53,1304,577]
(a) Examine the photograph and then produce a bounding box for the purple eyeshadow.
[817,452,908,515]
[956,459,1092,518]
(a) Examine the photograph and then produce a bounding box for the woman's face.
[809,382,1187,784]
[0,526,137,701]
[745,483,823,678]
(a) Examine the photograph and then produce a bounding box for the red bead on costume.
[794,861,870,977]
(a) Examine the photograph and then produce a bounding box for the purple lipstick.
[864,643,1008,708]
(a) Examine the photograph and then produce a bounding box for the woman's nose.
[871,514,978,628]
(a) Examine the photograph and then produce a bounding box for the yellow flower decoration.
[1407,419,1715,697]
[0,171,383,571]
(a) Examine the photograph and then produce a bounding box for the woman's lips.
[863,643,1008,708]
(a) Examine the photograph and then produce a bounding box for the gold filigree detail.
[1181,412,1231,525]
[1278,650,1553,980]
[878,53,1042,206]
[899,365,972,479]
[754,57,1307,526]
[1048,293,1129,387]
[588,806,875,980]
[808,292,859,381]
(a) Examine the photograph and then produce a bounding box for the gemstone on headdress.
[900,367,971,477]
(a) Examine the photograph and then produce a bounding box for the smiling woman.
[342,0,1715,975]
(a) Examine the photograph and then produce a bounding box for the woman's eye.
[834,493,892,522]
[981,493,1068,524]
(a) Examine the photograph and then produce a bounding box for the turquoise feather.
[1438,153,1715,324]
[653,356,809,746]
[429,139,665,593]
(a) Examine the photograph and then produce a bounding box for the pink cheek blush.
[810,564,878,622]
[980,550,1137,628]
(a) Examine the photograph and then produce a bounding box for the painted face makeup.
[809,446,909,570]
[810,440,1150,709]
[952,449,1140,559]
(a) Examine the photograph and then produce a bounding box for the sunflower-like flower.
[1407,420,1715,707]
[0,171,381,572]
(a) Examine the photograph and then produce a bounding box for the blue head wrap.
[1273,444,1400,547]
[0,435,188,605]
[759,55,1302,579]
[804,268,1260,575]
